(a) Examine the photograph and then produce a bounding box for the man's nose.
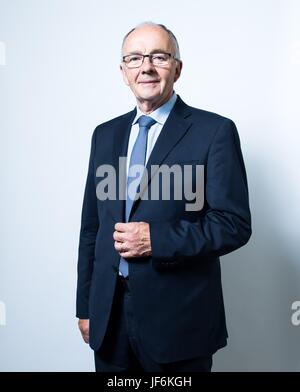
[140,56,155,73]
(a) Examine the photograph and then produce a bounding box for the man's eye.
[129,56,141,62]
[153,54,167,61]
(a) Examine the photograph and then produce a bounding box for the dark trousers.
[94,276,213,372]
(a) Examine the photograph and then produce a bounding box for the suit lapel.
[108,109,136,223]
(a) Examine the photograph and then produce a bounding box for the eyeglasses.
[122,53,178,68]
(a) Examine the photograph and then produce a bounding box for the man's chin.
[137,93,161,103]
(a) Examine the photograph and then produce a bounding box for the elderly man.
[76,22,251,372]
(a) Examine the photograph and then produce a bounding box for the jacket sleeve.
[76,127,99,318]
[149,119,251,266]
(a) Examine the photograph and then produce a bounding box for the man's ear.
[174,61,183,83]
[120,64,130,86]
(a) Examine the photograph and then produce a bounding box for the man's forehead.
[123,26,171,49]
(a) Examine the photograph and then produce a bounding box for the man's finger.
[82,333,89,343]
[114,241,124,252]
[114,241,120,251]
[119,250,132,258]
[115,222,128,232]
[113,231,125,242]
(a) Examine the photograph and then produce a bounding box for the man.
[76,22,251,372]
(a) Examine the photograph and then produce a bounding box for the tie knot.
[138,115,156,129]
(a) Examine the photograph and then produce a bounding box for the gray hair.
[121,21,181,60]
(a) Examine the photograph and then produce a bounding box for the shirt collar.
[132,92,177,126]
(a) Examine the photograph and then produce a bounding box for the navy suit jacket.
[76,96,251,363]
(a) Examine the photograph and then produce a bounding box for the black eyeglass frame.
[122,52,180,68]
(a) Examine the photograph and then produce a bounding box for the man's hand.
[113,222,151,258]
[78,319,89,343]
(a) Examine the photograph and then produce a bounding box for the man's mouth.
[139,80,160,84]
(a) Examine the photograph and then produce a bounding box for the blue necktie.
[119,115,156,277]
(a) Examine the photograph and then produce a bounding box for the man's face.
[120,25,182,109]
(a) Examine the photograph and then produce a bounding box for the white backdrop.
[0,0,300,371]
